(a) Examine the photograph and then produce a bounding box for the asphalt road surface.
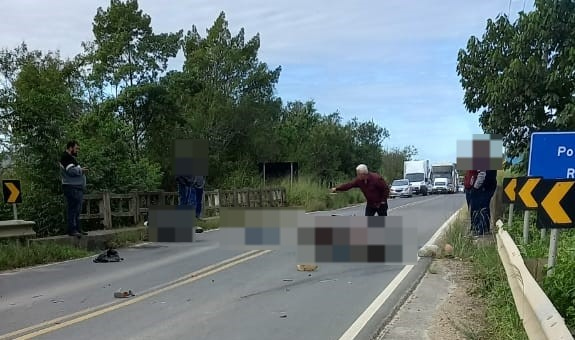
[0,193,465,340]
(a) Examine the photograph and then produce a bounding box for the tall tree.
[181,11,283,185]
[457,0,575,172]
[83,0,183,160]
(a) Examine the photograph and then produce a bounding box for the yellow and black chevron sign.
[2,179,21,204]
[536,179,575,228]
[502,177,517,203]
[514,176,542,211]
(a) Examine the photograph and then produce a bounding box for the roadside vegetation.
[442,211,528,340]
[0,1,417,270]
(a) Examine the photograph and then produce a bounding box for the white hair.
[355,164,368,174]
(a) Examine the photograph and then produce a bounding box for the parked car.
[390,179,413,198]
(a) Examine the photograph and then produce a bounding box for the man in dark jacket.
[193,176,205,219]
[331,164,390,216]
[469,170,497,235]
[59,141,88,237]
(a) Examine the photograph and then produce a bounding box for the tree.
[181,11,283,186]
[457,0,575,173]
[83,0,183,160]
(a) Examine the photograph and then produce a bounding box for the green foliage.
[444,214,528,339]
[504,212,575,330]
[379,146,418,182]
[457,0,575,174]
[0,241,93,271]
[0,1,416,236]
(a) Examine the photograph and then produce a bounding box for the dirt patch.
[426,258,487,340]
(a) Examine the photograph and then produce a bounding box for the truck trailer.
[431,163,458,193]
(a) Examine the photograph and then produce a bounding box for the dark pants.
[465,189,471,210]
[365,203,388,216]
[470,189,493,234]
[178,183,196,207]
[195,188,204,218]
[63,185,83,235]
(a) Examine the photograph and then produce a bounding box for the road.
[0,193,465,340]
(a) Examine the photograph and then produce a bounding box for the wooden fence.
[80,187,287,229]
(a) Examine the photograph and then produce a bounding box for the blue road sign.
[528,132,575,179]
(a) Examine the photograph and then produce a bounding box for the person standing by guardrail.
[193,175,205,220]
[176,175,195,207]
[59,140,88,238]
[469,169,497,236]
[330,164,390,216]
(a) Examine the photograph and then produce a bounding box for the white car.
[390,179,413,198]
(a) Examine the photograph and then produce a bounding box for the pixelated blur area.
[173,139,209,176]
[219,210,418,264]
[456,134,504,170]
[298,216,417,264]
[218,207,305,250]
[147,206,196,242]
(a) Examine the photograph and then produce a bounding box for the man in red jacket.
[331,164,390,216]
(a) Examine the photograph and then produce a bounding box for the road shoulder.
[376,258,487,339]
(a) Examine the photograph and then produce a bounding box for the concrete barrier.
[495,219,573,340]
[0,220,36,241]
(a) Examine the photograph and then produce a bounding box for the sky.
[0,0,534,164]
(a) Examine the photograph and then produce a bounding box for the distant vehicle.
[432,177,451,194]
[390,179,413,198]
[403,160,431,196]
[431,163,458,193]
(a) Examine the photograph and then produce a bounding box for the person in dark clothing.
[59,141,88,237]
[193,176,205,219]
[469,170,497,236]
[331,164,390,216]
[176,175,194,207]
[463,170,478,210]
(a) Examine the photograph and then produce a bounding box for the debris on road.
[319,279,337,283]
[94,248,124,263]
[282,278,293,282]
[297,264,318,272]
[114,289,135,298]
[417,244,440,257]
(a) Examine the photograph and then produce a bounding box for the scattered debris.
[114,289,135,298]
[297,264,318,272]
[319,279,337,283]
[50,299,64,304]
[282,279,293,282]
[280,314,287,318]
[443,243,454,258]
[94,249,124,263]
[32,295,43,299]
[196,226,204,233]
[418,244,440,258]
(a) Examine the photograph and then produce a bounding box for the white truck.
[431,163,458,193]
[403,160,431,196]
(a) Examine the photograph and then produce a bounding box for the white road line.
[337,205,464,340]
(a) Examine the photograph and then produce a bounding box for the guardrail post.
[101,191,112,229]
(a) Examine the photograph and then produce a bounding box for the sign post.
[513,176,541,244]
[502,177,516,228]
[2,179,22,220]
[528,131,575,276]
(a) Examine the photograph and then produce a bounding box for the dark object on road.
[93,249,124,263]
[196,226,204,233]
[114,289,135,298]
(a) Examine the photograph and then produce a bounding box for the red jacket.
[335,172,390,208]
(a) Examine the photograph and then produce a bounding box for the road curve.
[0,193,465,340]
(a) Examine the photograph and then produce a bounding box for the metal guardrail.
[0,220,36,240]
[495,219,573,340]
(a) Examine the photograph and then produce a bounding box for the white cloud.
[0,0,531,162]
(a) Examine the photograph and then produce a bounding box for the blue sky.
[0,0,534,163]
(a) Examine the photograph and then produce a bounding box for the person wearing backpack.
[463,170,478,210]
[469,170,497,236]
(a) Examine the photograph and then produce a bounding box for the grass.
[442,210,529,340]
[0,241,94,271]
[0,176,363,271]
[275,175,365,212]
[504,210,575,331]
